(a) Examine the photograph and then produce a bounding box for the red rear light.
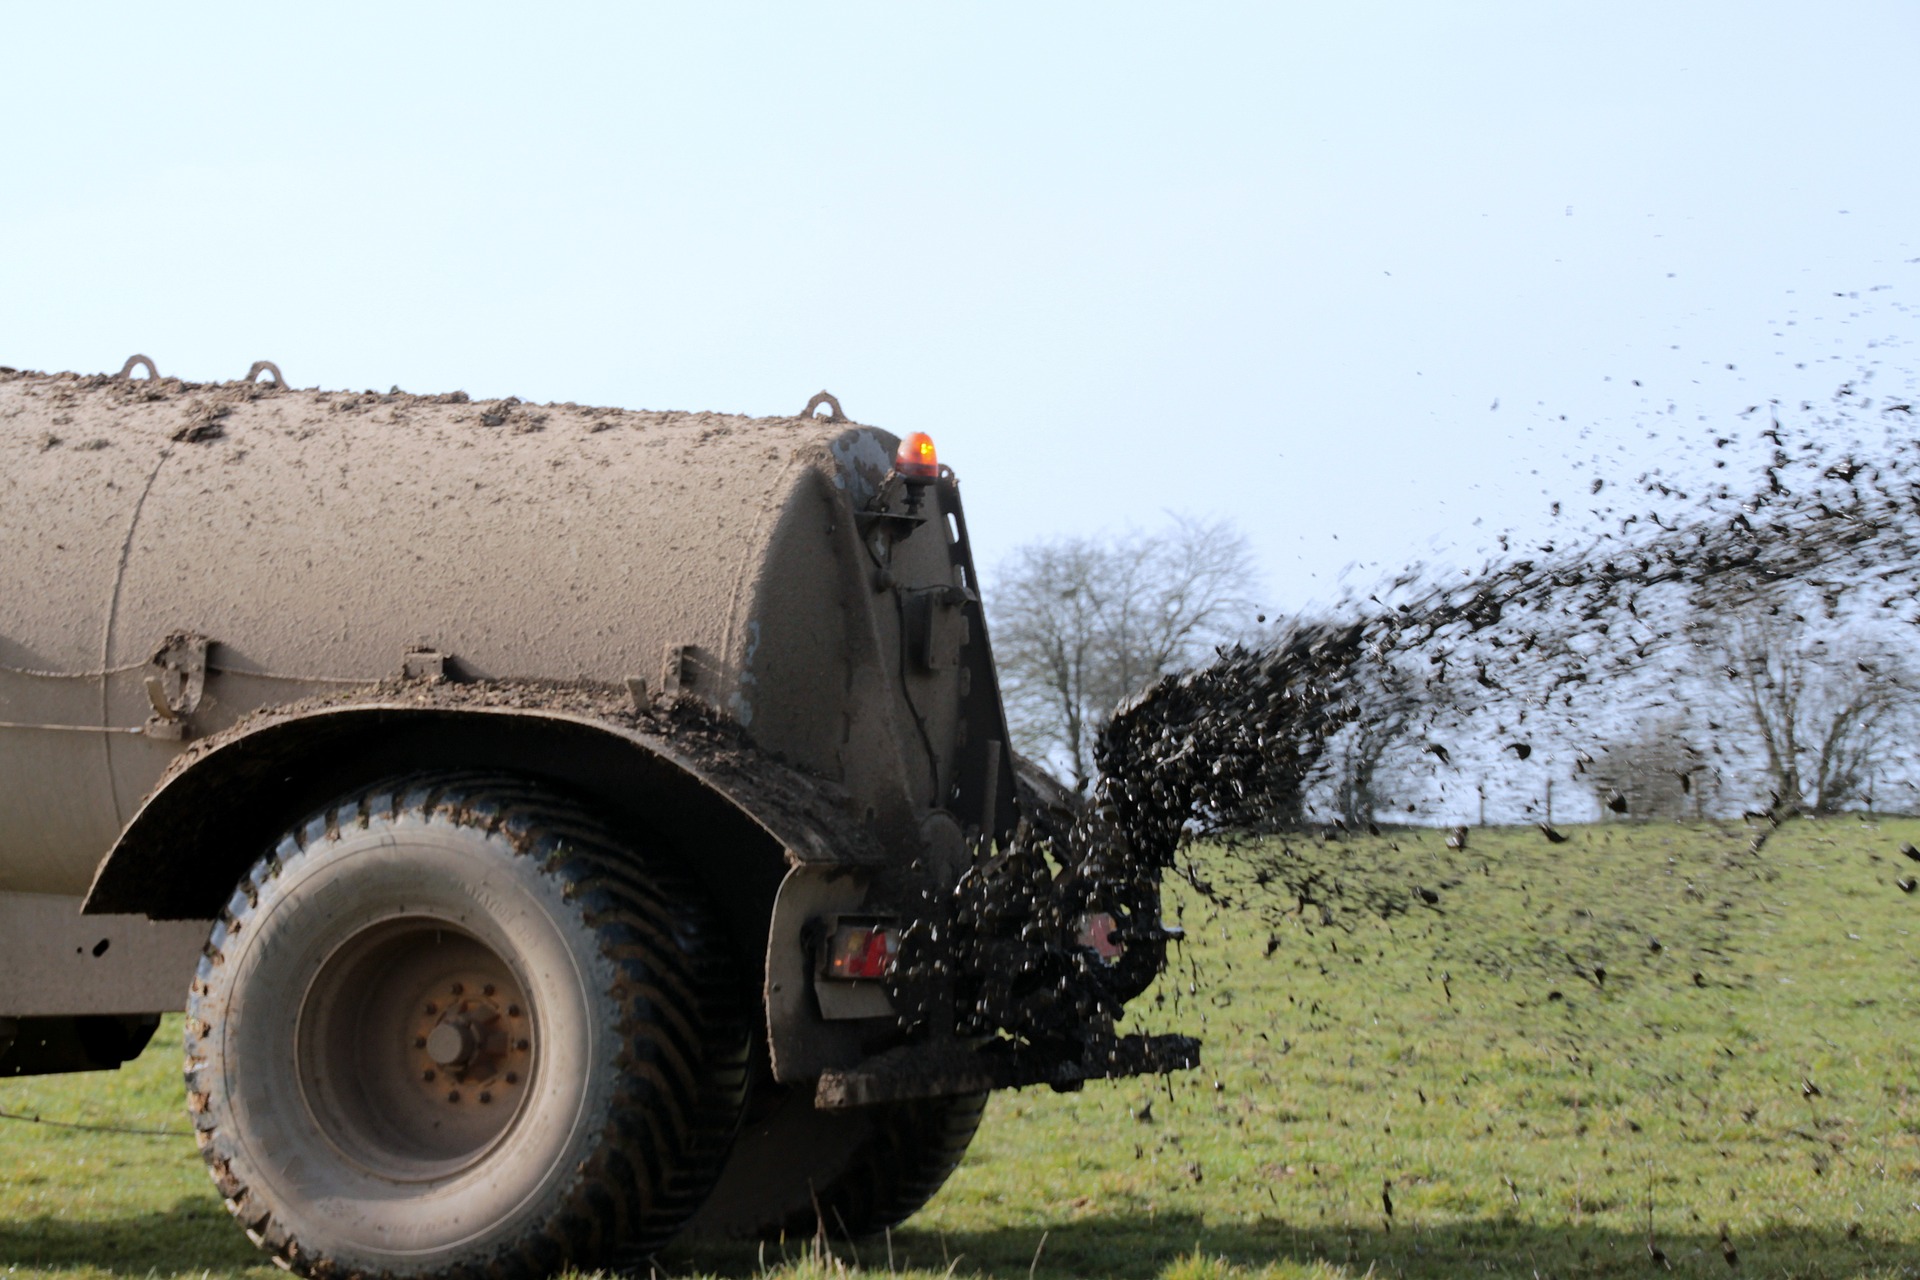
[825,924,898,980]
[895,432,939,482]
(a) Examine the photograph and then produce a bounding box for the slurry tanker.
[0,358,1192,1278]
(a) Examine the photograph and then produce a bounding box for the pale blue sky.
[3,3,1915,613]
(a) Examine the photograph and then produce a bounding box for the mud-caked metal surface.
[0,368,1005,899]
[0,892,208,1016]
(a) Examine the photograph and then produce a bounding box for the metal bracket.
[625,675,651,712]
[855,510,925,540]
[814,1032,1201,1110]
[904,589,968,671]
[661,643,699,695]
[401,649,448,682]
[143,633,209,741]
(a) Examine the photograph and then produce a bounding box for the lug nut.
[450,982,463,995]
[447,1090,460,1103]
[422,1069,436,1082]
[414,1036,427,1049]
[482,983,495,997]
[507,1004,521,1017]
[479,1091,492,1104]
[504,1072,518,1084]
[515,1038,530,1051]
[424,1002,438,1015]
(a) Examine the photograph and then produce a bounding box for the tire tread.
[186,773,749,1279]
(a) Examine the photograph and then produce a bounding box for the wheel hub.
[424,1022,473,1067]
[410,977,533,1104]
[299,922,540,1174]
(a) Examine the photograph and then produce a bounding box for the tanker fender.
[80,691,887,1058]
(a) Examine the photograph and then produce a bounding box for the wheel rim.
[295,917,538,1182]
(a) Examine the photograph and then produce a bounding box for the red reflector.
[826,925,898,980]
[1076,911,1123,962]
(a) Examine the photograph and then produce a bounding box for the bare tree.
[1711,612,1915,814]
[990,535,1109,790]
[991,516,1258,790]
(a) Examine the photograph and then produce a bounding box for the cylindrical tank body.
[0,369,1001,896]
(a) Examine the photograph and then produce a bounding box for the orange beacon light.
[895,432,938,481]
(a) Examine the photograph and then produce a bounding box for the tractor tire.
[184,774,749,1279]
[685,1086,986,1240]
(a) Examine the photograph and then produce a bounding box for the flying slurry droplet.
[1071,373,1920,956]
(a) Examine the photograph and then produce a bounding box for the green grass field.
[4,817,1919,1279]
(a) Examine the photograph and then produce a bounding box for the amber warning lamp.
[895,431,939,514]
[895,431,938,481]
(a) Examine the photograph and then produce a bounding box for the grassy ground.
[3,817,1918,1278]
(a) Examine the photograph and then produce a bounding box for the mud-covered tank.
[0,359,1193,1278]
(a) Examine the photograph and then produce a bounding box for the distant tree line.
[1590,610,1916,820]
[991,523,1918,824]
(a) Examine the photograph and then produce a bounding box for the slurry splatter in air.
[1097,383,1920,905]
[928,376,1920,1060]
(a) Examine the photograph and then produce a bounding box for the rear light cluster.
[824,922,898,981]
